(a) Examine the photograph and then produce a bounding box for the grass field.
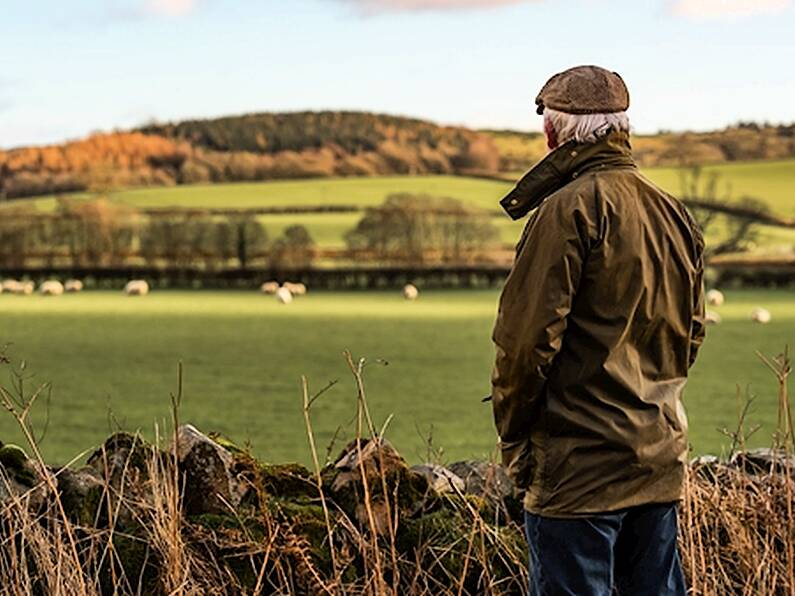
[19,159,795,215]
[0,289,792,465]
[12,161,794,251]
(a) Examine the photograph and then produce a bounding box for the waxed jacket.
[491,129,705,517]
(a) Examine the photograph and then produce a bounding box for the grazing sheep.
[64,279,84,293]
[275,286,293,304]
[751,308,771,324]
[403,284,419,301]
[282,281,307,296]
[1,279,19,293]
[19,281,35,295]
[124,280,150,296]
[260,281,280,295]
[705,310,722,325]
[706,289,725,307]
[40,280,65,296]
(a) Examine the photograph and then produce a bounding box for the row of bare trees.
[0,194,502,272]
[345,194,501,265]
[0,198,315,271]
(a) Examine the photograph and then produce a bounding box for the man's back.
[491,131,706,516]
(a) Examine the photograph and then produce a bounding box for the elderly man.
[491,66,705,595]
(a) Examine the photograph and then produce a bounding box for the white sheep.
[64,279,84,293]
[19,281,35,295]
[1,279,19,293]
[403,284,419,301]
[275,286,293,304]
[706,289,724,307]
[751,308,771,324]
[260,281,280,295]
[282,281,307,296]
[705,310,722,325]
[40,280,64,296]
[125,280,150,296]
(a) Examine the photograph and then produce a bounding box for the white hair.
[544,107,630,145]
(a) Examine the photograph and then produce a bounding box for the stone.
[410,464,464,495]
[87,432,152,489]
[448,460,521,522]
[331,437,408,494]
[730,448,795,477]
[448,460,515,501]
[690,454,720,467]
[174,424,248,515]
[327,437,429,532]
[0,443,50,510]
[54,466,104,524]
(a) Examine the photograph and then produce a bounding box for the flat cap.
[535,65,629,115]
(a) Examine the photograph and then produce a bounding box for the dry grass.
[0,347,792,595]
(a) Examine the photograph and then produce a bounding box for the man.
[490,65,705,596]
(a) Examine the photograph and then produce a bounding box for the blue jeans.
[524,503,686,596]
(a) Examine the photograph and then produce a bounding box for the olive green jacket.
[491,130,705,517]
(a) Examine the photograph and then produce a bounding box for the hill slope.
[0,112,498,200]
[2,112,794,201]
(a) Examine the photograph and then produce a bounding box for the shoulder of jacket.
[541,174,597,212]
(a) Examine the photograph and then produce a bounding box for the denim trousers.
[524,502,687,596]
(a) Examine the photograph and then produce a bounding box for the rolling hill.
[2,111,795,203]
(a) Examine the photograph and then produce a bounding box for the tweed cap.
[535,65,629,115]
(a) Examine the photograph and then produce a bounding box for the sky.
[1,0,794,148]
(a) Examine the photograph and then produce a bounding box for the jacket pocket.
[500,437,534,490]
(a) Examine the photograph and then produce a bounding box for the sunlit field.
[14,163,795,251]
[0,289,791,464]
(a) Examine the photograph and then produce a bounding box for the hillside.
[2,112,794,202]
[0,112,498,200]
[488,122,795,171]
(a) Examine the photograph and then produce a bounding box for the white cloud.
[672,0,791,18]
[344,0,534,13]
[144,0,197,17]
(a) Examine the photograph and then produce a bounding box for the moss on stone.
[259,462,316,499]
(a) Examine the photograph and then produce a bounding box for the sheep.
[275,286,293,304]
[260,281,280,295]
[282,281,307,296]
[39,280,64,296]
[706,289,725,307]
[751,308,771,324]
[705,310,722,325]
[403,284,419,301]
[125,280,150,296]
[64,279,84,293]
[18,281,35,295]
[1,280,19,293]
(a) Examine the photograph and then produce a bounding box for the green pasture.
[18,160,795,217]
[0,289,792,466]
[644,160,795,217]
[11,160,795,251]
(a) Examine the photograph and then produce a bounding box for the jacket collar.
[500,129,636,220]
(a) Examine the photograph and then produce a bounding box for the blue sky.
[1,0,793,148]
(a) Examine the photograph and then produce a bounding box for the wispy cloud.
[671,0,791,19]
[342,0,535,14]
[143,0,198,17]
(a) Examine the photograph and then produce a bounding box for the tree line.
[0,198,315,271]
[0,194,500,272]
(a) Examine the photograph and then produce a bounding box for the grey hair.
[544,107,630,145]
